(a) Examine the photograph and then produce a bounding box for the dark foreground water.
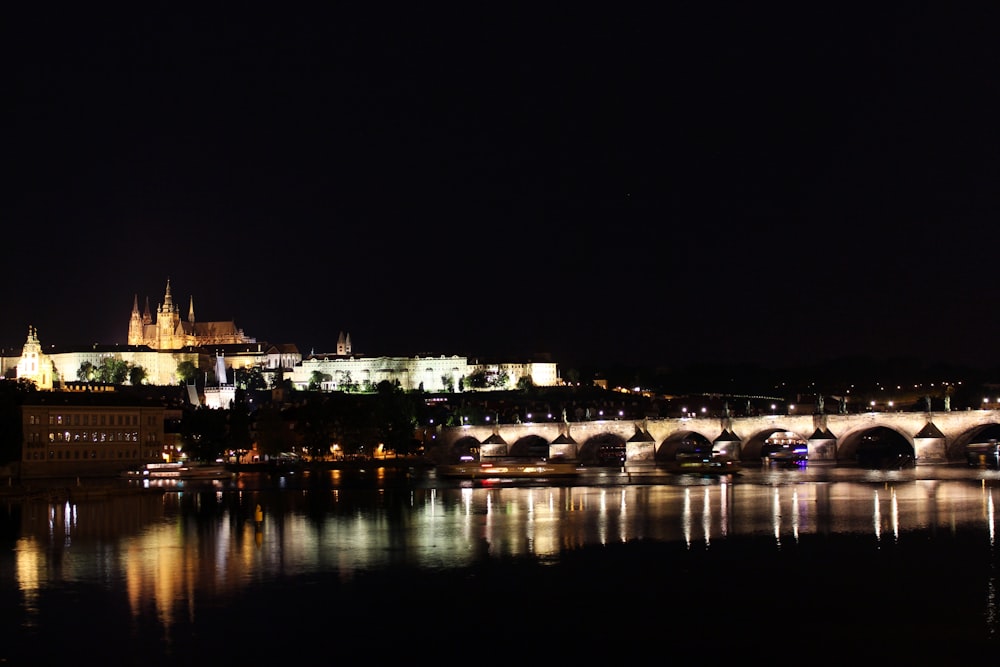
[2,464,998,663]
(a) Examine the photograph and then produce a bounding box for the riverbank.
[226,456,434,474]
[0,457,436,501]
[0,479,147,502]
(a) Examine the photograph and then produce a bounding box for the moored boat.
[436,459,581,479]
[669,452,742,475]
[763,447,808,467]
[122,461,232,480]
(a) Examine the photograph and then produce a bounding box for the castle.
[7,278,559,395]
[8,279,299,390]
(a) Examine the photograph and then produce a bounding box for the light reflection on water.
[4,464,1000,658]
[11,469,998,580]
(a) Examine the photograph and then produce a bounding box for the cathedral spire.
[163,278,174,311]
[188,295,195,323]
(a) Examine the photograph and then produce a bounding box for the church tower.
[337,331,352,355]
[156,279,182,349]
[16,325,54,389]
[128,294,144,345]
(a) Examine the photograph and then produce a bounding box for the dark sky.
[4,5,999,372]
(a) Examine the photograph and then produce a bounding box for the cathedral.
[128,279,254,349]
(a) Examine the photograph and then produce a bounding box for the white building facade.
[289,353,560,392]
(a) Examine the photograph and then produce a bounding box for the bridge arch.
[944,422,1000,460]
[435,435,482,463]
[655,431,713,462]
[835,425,914,464]
[577,432,627,465]
[738,427,812,460]
[509,435,550,458]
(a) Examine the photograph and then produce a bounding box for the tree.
[466,369,489,389]
[373,380,419,456]
[78,362,95,382]
[308,370,327,391]
[176,360,198,386]
[129,365,148,386]
[179,406,229,461]
[295,395,336,459]
[255,403,294,459]
[490,370,510,389]
[238,366,268,391]
[228,389,253,463]
[102,359,130,384]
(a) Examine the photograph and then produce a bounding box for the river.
[2,463,998,663]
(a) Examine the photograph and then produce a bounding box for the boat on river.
[436,459,581,479]
[668,452,742,475]
[763,447,808,468]
[122,461,232,480]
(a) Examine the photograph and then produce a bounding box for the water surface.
[3,464,997,663]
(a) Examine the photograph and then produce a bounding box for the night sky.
[5,5,999,373]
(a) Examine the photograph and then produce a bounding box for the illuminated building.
[19,390,173,479]
[6,277,557,393]
[128,278,253,349]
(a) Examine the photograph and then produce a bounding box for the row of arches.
[441,422,1000,466]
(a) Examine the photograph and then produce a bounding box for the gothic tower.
[128,295,144,345]
[156,279,182,349]
[337,331,352,355]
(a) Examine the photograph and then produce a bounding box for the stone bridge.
[429,409,1000,465]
